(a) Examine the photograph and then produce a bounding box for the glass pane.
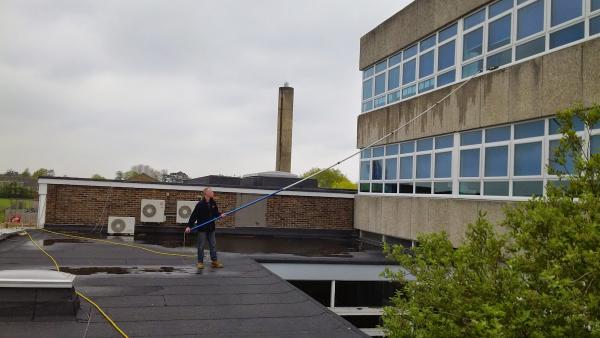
[399,183,413,194]
[513,181,543,197]
[551,0,582,27]
[416,154,431,178]
[514,120,544,139]
[435,135,454,149]
[434,182,453,194]
[402,59,416,84]
[438,41,456,70]
[464,9,486,30]
[439,23,458,41]
[418,78,435,93]
[420,35,436,51]
[385,158,398,180]
[548,117,585,134]
[419,51,435,78]
[549,22,585,49]
[402,85,416,99]
[463,27,483,61]
[462,59,483,78]
[375,73,386,95]
[386,144,399,155]
[388,67,400,90]
[362,79,373,100]
[437,70,456,87]
[415,182,432,194]
[549,139,574,174]
[359,183,370,192]
[485,146,509,176]
[485,126,511,142]
[417,138,433,151]
[461,130,482,145]
[459,181,481,195]
[516,36,546,60]
[460,149,480,177]
[490,0,513,18]
[385,183,398,193]
[435,152,452,178]
[375,60,387,73]
[389,53,402,67]
[403,45,418,59]
[593,0,600,11]
[517,0,544,39]
[591,16,600,36]
[372,160,383,180]
[371,183,383,193]
[363,67,374,79]
[484,181,509,196]
[362,100,373,112]
[487,49,512,69]
[387,91,401,104]
[400,141,414,154]
[360,149,371,159]
[374,96,386,108]
[373,146,385,157]
[488,14,512,51]
[360,161,370,180]
[591,135,600,155]
[514,142,542,175]
[400,157,413,179]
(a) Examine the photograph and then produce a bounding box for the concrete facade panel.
[368,196,383,234]
[481,68,510,126]
[542,46,583,116]
[410,197,430,239]
[508,58,543,121]
[582,38,600,106]
[446,199,480,246]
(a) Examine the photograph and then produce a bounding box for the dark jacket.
[187,198,221,232]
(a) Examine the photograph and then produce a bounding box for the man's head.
[203,187,214,199]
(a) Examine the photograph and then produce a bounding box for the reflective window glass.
[362,100,373,112]
[403,45,418,59]
[416,154,431,178]
[402,85,416,99]
[485,126,511,142]
[403,59,416,84]
[514,142,542,175]
[439,23,458,41]
[374,96,386,108]
[487,49,512,69]
[516,36,546,60]
[513,181,543,196]
[362,79,373,100]
[417,138,433,151]
[372,183,383,193]
[375,60,387,73]
[360,161,370,180]
[359,183,370,192]
[372,160,383,180]
[415,182,432,194]
[388,67,400,90]
[420,35,436,51]
[463,27,483,60]
[459,181,481,195]
[548,117,585,134]
[360,148,371,159]
[374,73,386,95]
[400,141,414,154]
[593,0,600,11]
[435,135,454,149]
[385,158,398,180]
[462,59,483,77]
[400,157,413,179]
[386,144,399,155]
[418,78,435,93]
[389,53,402,67]
[591,16,600,36]
[419,51,435,78]
[488,14,512,51]
[551,0,582,27]
[363,67,374,79]
[399,183,413,193]
[464,9,486,30]
[461,130,482,145]
[438,41,456,70]
[514,120,544,139]
[435,152,452,178]
[385,183,398,193]
[549,22,585,49]
[437,70,456,87]
[517,0,545,40]
[484,181,509,196]
[591,135,600,155]
[388,91,401,104]
[485,146,508,176]
[373,147,385,157]
[549,140,575,174]
[460,149,480,177]
[434,182,453,194]
[490,0,513,18]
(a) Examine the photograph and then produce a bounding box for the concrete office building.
[355,0,600,246]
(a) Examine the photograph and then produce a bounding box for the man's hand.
[220,212,228,218]
[185,227,191,234]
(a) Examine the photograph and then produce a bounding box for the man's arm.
[185,203,201,233]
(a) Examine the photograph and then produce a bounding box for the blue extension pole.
[190,68,487,232]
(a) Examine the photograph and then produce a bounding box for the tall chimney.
[276,85,294,172]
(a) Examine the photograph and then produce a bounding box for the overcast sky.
[0,0,410,181]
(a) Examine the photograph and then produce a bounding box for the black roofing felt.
[0,230,367,338]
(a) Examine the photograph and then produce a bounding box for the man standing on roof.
[185,187,226,269]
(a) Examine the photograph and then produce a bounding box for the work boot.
[211,260,224,268]
[196,262,204,269]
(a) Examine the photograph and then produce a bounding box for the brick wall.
[44,183,354,230]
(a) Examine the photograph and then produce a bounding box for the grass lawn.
[0,198,12,222]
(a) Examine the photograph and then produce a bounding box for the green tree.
[91,174,106,180]
[32,168,55,178]
[382,104,600,337]
[20,168,30,177]
[301,168,357,189]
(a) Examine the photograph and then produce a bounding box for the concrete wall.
[357,39,600,148]
[355,195,510,247]
[359,0,490,69]
[276,86,294,172]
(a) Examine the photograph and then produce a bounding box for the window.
[417,138,433,151]
[439,23,458,41]
[373,147,385,157]
[437,70,456,86]
[488,14,511,51]
[516,36,546,60]
[487,49,512,68]
[419,51,435,78]
[486,126,511,142]
[513,181,543,197]
[517,0,544,40]
[463,27,483,60]
[461,130,482,145]
[462,59,483,77]
[415,182,432,194]
[363,67,374,79]
[515,120,544,139]
[514,142,542,175]
[375,60,387,73]
[389,53,402,67]
[464,9,486,30]
[416,155,431,178]
[438,41,456,70]
[591,16,600,36]
[400,157,413,179]
[360,161,370,180]
[388,91,401,104]
[360,183,370,192]
[403,45,418,59]
[386,144,399,155]
[551,0,582,27]
[484,181,509,196]
[418,78,435,93]
[460,149,480,177]
[489,0,513,18]
[402,85,416,99]
[402,59,416,84]
[593,0,600,11]
[374,96,386,108]
[549,22,585,49]
[400,141,414,153]
[435,152,452,178]
[420,35,436,50]
[372,160,383,180]
[435,135,453,149]
[374,73,386,96]
[549,139,575,174]
[362,79,373,100]
[371,183,383,193]
[362,100,373,112]
[385,183,398,193]
[549,117,584,134]
[385,158,398,180]
[388,67,400,90]
[485,146,508,176]
[360,148,371,159]
[434,182,453,194]
[591,135,600,155]
[460,182,481,195]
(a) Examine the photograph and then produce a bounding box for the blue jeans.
[197,231,217,262]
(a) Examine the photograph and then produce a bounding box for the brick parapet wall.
[44,184,354,231]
